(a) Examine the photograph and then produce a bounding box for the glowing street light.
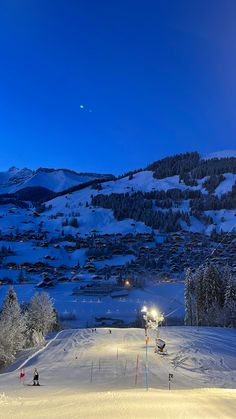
[151,309,158,319]
[141,305,164,391]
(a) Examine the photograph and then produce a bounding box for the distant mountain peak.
[8,166,20,173]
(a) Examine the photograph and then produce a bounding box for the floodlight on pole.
[141,305,165,390]
[151,309,158,319]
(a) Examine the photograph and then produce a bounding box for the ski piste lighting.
[141,306,164,324]
[141,305,164,391]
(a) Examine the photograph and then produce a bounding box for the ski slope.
[0,327,235,418]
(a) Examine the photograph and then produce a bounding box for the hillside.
[0,327,235,418]
[0,151,235,323]
[0,167,113,194]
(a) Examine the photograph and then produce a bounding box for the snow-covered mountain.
[0,150,235,307]
[0,167,113,194]
[1,151,236,236]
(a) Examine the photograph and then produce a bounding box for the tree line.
[185,263,236,327]
[147,152,236,181]
[0,289,58,367]
[92,193,191,232]
[190,183,236,211]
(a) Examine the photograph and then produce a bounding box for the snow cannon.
[155,338,166,353]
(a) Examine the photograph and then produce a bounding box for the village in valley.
[0,152,235,329]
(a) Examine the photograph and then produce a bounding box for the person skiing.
[19,368,25,384]
[33,368,40,386]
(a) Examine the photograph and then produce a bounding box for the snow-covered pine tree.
[224,266,236,327]
[196,262,225,326]
[27,292,56,339]
[205,263,222,303]
[184,268,195,325]
[0,288,26,365]
[194,264,205,326]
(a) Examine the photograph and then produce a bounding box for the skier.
[109,329,112,334]
[19,368,25,384]
[33,368,40,386]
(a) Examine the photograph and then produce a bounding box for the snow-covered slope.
[100,172,189,193]
[0,388,235,419]
[0,165,235,238]
[214,173,236,195]
[0,151,235,280]
[38,167,235,236]
[0,167,112,194]
[0,327,235,418]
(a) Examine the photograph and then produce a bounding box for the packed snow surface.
[0,327,235,418]
[0,388,235,419]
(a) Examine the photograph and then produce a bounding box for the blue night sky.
[0,0,236,174]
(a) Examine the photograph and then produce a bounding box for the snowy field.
[0,282,185,327]
[0,327,235,418]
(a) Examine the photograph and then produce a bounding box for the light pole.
[141,306,149,391]
[141,306,164,391]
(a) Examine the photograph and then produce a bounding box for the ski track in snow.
[0,327,236,418]
[0,327,235,391]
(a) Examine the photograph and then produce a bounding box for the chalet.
[0,278,13,285]
[36,277,56,288]
[64,245,76,252]
[41,242,50,248]
[20,262,31,269]
[111,290,129,298]
[44,255,55,260]
[7,262,17,269]
[34,261,46,268]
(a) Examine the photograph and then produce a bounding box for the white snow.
[0,168,110,194]
[214,173,236,195]
[0,327,235,418]
[0,164,235,241]
[0,282,185,327]
[101,172,188,193]
[205,209,236,234]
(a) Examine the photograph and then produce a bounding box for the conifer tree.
[0,288,26,364]
[28,292,56,338]
[184,268,195,325]
[194,265,205,326]
[224,267,236,327]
